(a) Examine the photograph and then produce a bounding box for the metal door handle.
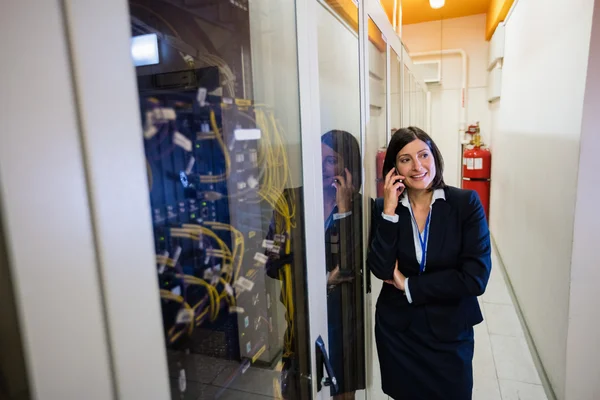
[315,335,339,393]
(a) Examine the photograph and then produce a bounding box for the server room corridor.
[3,0,600,399]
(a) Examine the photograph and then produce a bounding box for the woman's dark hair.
[382,126,446,190]
[321,129,362,192]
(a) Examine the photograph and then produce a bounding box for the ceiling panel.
[381,0,491,25]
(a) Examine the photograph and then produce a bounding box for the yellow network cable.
[160,224,236,324]
[203,221,245,282]
[177,224,236,283]
[172,226,231,257]
[177,274,221,321]
[197,110,231,183]
[159,289,194,341]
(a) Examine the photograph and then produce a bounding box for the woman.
[321,130,365,400]
[367,127,491,400]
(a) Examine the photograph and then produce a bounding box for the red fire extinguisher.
[376,148,386,197]
[462,123,491,219]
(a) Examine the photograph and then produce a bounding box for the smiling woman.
[382,127,446,194]
[368,126,492,400]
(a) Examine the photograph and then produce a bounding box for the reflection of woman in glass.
[321,130,365,400]
[265,130,365,400]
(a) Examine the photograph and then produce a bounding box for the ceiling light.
[429,0,445,9]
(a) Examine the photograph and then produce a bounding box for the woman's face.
[321,143,344,189]
[395,139,436,190]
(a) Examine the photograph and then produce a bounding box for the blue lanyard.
[410,209,431,274]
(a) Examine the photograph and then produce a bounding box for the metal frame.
[295,0,329,398]
[386,42,392,144]
[358,1,370,396]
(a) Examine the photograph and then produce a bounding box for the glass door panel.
[365,16,388,400]
[366,17,388,201]
[316,1,366,399]
[128,0,312,398]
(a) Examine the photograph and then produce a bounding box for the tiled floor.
[472,248,548,400]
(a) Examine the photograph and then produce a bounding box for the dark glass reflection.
[321,131,365,400]
[129,0,311,398]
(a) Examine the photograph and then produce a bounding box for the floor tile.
[474,321,497,379]
[472,376,502,400]
[484,303,524,338]
[483,269,513,305]
[490,335,541,385]
[499,379,548,400]
[478,297,486,319]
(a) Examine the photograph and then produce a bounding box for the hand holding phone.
[383,168,405,215]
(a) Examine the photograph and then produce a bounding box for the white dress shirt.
[381,189,446,303]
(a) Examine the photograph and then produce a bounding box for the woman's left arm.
[406,191,491,306]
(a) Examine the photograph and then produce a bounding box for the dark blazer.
[368,186,492,341]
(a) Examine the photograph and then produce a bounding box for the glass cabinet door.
[129,0,316,398]
[365,16,389,400]
[316,1,367,399]
[366,18,388,201]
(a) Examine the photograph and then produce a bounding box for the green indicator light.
[202,202,207,206]
[160,237,165,241]
[191,213,196,218]
[196,144,200,148]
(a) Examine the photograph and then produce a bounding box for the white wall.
[565,0,600,398]
[402,14,491,187]
[488,0,595,398]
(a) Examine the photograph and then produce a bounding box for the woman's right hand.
[383,168,405,215]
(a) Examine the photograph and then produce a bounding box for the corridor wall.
[488,0,595,398]
[565,0,600,397]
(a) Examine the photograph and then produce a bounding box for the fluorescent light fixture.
[430,0,445,9]
[131,34,159,67]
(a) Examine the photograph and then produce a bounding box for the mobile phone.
[394,168,403,183]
